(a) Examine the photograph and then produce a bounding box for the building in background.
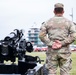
[28,27,45,46]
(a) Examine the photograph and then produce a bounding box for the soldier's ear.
[62,10,64,14]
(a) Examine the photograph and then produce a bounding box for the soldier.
[39,3,76,75]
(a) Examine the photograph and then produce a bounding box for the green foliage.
[73,40,76,45]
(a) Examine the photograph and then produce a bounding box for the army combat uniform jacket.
[39,16,76,47]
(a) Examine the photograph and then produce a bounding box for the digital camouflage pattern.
[45,47,72,75]
[39,16,76,47]
[39,16,76,75]
[54,3,64,8]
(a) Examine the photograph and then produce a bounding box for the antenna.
[70,8,73,21]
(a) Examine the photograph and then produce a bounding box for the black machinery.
[0,29,44,75]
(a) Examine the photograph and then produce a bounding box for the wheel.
[43,64,48,75]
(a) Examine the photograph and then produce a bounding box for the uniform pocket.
[68,59,72,70]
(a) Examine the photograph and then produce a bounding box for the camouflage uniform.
[39,9,76,75]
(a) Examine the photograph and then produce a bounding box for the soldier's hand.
[52,40,62,49]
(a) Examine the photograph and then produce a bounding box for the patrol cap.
[54,3,64,8]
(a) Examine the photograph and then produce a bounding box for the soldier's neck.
[55,14,63,17]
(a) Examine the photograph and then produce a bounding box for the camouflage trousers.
[45,47,72,75]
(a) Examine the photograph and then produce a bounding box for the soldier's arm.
[61,22,76,46]
[39,22,53,46]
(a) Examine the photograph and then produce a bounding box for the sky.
[0,0,76,39]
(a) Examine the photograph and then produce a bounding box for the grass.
[26,51,76,75]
